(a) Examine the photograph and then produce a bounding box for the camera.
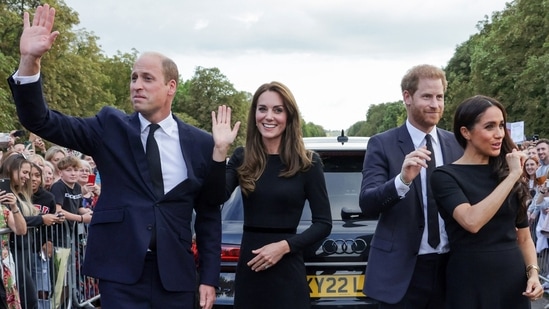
[0,133,11,149]
[13,130,25,138]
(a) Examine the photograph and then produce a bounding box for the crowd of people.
[0,134,100,309]
[520,138,549,291]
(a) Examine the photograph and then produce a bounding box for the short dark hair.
[536,138,549,148]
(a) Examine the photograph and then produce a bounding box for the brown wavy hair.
[0,154,38,216]
[522,156,539,181]
[238,81,313,196]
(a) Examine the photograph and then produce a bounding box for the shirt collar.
[406,119,439,148]
[138,113,176,136]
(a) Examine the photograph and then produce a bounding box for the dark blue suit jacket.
[359,124,462,304]
[8,77,224,292]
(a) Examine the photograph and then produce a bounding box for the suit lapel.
[437,129,458,164]
[397,125,426,217]
[173,115,196,181]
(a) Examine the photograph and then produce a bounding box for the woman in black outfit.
[29,162,61,306]
[225,82,332,309]
[431,95,544,308]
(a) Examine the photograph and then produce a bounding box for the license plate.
[307,274,365,298]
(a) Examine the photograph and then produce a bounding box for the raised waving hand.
[211,105,241,162]
[19,4,60,75]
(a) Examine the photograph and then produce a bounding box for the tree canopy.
[0,0,325,146]
[4,1,543,141]
[349,0,549,140]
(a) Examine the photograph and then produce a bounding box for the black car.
[213,136,379,308]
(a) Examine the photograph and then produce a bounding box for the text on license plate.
[307,274,365,298]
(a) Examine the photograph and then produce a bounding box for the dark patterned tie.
[425,134,440,248]
[146,124,164,198]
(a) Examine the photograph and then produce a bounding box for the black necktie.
[425,134,440,248]
[146,124,164,198]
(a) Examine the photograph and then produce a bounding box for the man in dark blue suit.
[359,64,463,308]
[8,4,240,309]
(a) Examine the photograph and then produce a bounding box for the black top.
[226,147,332,253]
[32,187,56,215]
[50,180,82,214]
[431,164,528,252]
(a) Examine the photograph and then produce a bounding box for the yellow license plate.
[307,274,365,298]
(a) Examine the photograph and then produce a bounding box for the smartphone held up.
[0,178,11,194]
[87,174,96,186]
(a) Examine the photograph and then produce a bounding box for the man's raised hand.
[19,4,60,75]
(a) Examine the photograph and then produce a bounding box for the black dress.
[226,147,332,309]
[431,164,530,309]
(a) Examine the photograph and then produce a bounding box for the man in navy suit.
[8,4,240,309]
[359,64,463,308]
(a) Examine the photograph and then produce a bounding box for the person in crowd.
[29,162,58,309]
[41,162,54,191]
[359,64,463,308]
[531,181,549,289]
[526,145,539,161]
[80,154,101,187]
[431,95,543,307]
[49,156,91,226]
[225,81,332,309]
[8,4,239,308]
[28,154,46,169]
[29,134,47,156]
[525,156,541,224]
[44,146,66,184]
[0,176,27,309]
[525,156,541,197]
[536,139,549,178]
[0,151,18,168]
[77,160,100,210]
[11,144,28,156]
[0,155,58,309]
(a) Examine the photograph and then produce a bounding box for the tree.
[351,101,406,136]
[302,121,326,137]
[99,50,138,113]
[347,121,368,136]
[444,0,549,137]
[180,67,250,148]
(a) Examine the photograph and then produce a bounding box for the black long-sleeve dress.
[431,164,530,309]
[226,147,332,309]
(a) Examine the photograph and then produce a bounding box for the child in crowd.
[49,156,93,226]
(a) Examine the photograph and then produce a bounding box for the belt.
[243,225,296,234]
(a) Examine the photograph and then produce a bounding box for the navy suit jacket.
[359,124,462,304]
[8,77,223,292]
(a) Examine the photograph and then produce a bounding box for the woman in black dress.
[431,95,543,308]
[226,81,332,309]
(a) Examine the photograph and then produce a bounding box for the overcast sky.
[63,0,510,131]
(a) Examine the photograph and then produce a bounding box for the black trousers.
[379,253,448,309]
[98,252,195,309]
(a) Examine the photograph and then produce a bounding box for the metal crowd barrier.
[529,217,549,289]
[0,220,100,309]
[0,213,542,308]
